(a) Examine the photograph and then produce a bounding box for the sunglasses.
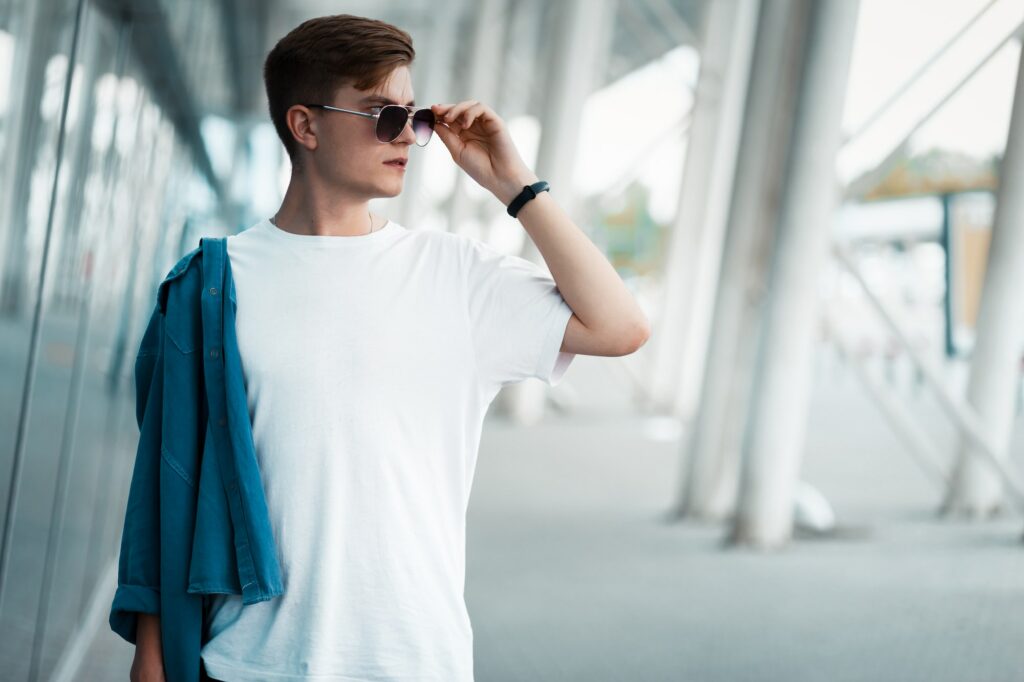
[302,103,436,146]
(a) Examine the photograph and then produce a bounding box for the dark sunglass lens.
[412,109,436,146]
[376,105,408,142]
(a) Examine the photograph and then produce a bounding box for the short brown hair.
[263,14,415,168]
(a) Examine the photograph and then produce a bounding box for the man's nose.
[396,118,416,145]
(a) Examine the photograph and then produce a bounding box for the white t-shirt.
[199,216,575,681]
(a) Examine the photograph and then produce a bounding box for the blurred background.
[0,0,1022,680]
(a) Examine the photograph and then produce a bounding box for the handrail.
[823,314,949,485]
[831,242,1024,512]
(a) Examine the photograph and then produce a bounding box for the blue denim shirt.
[108,236,283,682]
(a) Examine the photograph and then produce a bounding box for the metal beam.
[832,243,1024,513]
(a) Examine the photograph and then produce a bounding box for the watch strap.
[506,180,550,218]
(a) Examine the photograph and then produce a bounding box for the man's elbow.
[619,316,651,355]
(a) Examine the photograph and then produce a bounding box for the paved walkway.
[81,352,1024,681]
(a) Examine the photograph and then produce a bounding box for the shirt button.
[218,417,227,427]
[210,287,218,296]
[210,348,220,358]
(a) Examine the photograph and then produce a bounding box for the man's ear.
[287,105,318,154]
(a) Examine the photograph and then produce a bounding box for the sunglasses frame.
[301,103,435,146]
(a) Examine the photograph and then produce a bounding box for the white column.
[674,0,806,522]
[495,0,545,121]
[729,0,860,548]
[503,0,617,425]
[444,0,508,239]
[647,0,759,417]
[940,42,1024,519]
[395,5,461,227]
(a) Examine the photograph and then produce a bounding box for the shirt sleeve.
[109,303,165,645]
[464,236,576,390]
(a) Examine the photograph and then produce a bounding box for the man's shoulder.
[408,225,477,253]
[157,237,221,313]
[164,245,203,281]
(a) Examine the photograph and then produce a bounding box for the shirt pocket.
[165,299,201,354]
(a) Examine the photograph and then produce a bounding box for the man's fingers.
[440,100,478,124]
[433,120,463,155]
[456,103,488,129]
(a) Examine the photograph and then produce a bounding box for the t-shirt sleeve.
[464,237,576,390]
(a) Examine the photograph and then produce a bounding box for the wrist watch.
[506,180,550,218]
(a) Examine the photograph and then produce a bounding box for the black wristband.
[506,180,550,218]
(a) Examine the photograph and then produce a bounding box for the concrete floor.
[54,352,1024,680]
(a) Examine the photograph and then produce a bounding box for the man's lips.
[383,158,407,167]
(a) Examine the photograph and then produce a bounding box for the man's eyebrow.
[360,95,416,106]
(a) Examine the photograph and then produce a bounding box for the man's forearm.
[131,612,166,681]
[497,174,650,347]
[136,612,162,655]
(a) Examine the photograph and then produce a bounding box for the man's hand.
[130,613,165,682]
[430,101,539,205]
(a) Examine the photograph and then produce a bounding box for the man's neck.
[273,174,376,236]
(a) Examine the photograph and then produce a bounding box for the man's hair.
[263,14,415,169]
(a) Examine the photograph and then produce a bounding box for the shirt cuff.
[535,298,575,386]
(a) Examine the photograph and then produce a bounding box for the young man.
[131,12,649,682]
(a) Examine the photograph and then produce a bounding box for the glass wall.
[0,0,231,679]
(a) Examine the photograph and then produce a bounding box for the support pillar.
[394,3,461,227]
[940,42,1024,519]
[673,0,808,522]
[503,0,616,425]
[647,0,758,420]
[728,0,860,547]
[444,0,508,240]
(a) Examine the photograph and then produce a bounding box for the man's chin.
[376,180,403,198]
